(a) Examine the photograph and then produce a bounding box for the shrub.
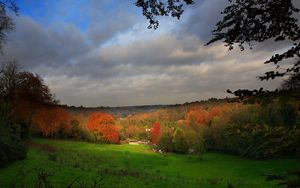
[203,125,226,151]
[157,129,173,152]
[279,103,297,128]
[224,124,298,159]
[0,103,26,167]
[190,130,206,157]
[86,112,119,143]
[69,119,95,141]
[172,128,189,154]
[261,103,297,127]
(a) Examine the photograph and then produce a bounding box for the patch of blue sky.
[17,0,89,32]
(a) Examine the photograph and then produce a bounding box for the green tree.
[172,127,189,154]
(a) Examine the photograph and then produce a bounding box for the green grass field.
[0,138,298,188]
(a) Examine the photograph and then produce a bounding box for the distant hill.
[57,97,235,117]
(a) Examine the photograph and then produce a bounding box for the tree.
[0,61,19,101]
[86,112,119,143]
[32,108,72,138]
[0,0,18,50]
[0,61,56,104]
[157,128,173,152]
[172,127,189,154]
[151,122,160,144]
[186,108,209,129]
[0,61,57,138]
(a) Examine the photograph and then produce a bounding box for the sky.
[1,0,298,107]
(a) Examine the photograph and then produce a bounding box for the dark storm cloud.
[180,0,228,42]
[98,35,216,67]
[85,0,138,45]
[2,16,90,68]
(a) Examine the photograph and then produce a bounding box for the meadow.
[0,138,298,188]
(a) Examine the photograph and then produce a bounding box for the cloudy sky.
[1,0,297,107]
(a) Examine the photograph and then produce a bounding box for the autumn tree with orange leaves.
[186,108,209,129]
[32,108,72,137]
[186,106,222,128]
[86,112,119,143]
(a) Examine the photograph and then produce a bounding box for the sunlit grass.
[0,138,298,187]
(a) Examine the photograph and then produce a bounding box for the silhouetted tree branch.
[136,1,300,84]
[0,0,18,51]
[207,0,300,81]
[135,0,194,29]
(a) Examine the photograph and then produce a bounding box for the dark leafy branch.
[135,0,194,29]
[259,44,300,81]
[206,0,300,81]
[207,0,300,49]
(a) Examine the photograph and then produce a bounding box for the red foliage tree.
[186,108,209,126]
[151,122,160,144]
[86,112,119,143]
[32,108,72,137]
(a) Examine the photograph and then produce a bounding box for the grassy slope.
[0,138,298,188]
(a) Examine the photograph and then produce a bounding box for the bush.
[224,124,298,159]
[229,105,262,126]
[190,130,206,157]
[213,102,300,159]
[172,128,189,154]
[0,103,26,167]
[69,120,89,140]
[157,130,173,152]
[203,125,226,152]
[261,103,297,127]
[279,103,297,128]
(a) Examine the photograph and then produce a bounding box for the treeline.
[116,101,299,159]
[64,99,299,159]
